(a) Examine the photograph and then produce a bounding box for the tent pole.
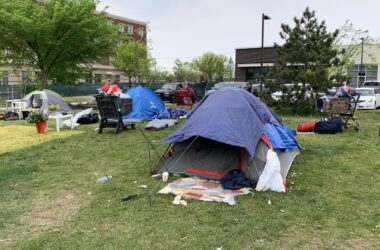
[139,129,170,174]
[154,143,173,173]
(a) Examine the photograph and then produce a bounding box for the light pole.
[228,57,234,81]
[358,37,364,87]
[260,13,271,97]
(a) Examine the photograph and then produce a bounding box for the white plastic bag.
[256,149,286,192]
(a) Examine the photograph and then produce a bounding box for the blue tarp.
[162,88,300,156]
[264,123,301,152]
[123,86,165,120]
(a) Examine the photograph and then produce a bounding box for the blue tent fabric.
[264,123,301,152]
[122,86,165,120]
[162,88,298,156]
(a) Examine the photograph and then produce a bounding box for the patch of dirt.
[22,191,79,226]
[1,190,84,244]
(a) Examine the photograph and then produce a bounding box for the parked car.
[271,83,311,101]
[155,82,182,102]
[362,81,380,90]
[356,87,380,110]
[206,82,248,95]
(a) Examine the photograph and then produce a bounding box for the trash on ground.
[162,171,169,182]
[159,177,251,206]
[96,176,112,184]
[268,200,272,205]
[138,185,148,188]
[120,194,139,205]
[151,174,161,179]
[172,195,188,206]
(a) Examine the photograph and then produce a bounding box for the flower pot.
[35,121,48,134]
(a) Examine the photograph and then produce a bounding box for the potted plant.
[27,110,49,134]
[48,104,60,115]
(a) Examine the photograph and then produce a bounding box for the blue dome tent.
[155,88,301,192]
[123,86,165,120]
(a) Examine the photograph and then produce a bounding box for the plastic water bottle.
[96,176,112,183]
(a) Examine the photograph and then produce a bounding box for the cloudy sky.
[97,0,380,71]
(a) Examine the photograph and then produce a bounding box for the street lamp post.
[358,37,364,87]
[260,13,271,97]
[228,57,234,81]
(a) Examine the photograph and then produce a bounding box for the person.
[336,85,354,99]
[184,82,194,97]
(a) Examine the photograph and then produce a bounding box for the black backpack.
[314,117,342,134]
[77,112,99,124]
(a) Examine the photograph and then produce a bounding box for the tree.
[112,41,153,83]
[191,52,229,83]
[172,58,198,82]
[267,7,339,114]
[0,0,118,87]
[330,20,380,84]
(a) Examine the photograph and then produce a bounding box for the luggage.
[314,117,342,134]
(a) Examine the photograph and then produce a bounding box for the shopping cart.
[320,95,360,131]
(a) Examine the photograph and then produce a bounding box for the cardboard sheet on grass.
[159,177,251,206]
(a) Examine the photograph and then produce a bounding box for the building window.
[128,25,134,35]
[138,28,144,37]
[2,71,9,85]
[95,74,101,84]
[246,67,263,81]
[119,24,125,33]
[348,64,378,85]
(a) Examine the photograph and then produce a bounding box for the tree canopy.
[192,52,229,83]
[172,58,199,82]
[266,7,340,114]
[330,20,380,84]
[112,41,153,83]
[0,0,118,87]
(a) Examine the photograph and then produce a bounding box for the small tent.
[23,89,73,113]
[123,86,165,120]
[155,88,301,192]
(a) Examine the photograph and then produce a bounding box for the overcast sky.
[97,0,380,71]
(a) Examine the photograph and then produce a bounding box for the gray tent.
[23,89,73,113]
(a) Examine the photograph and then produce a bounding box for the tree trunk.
[40,69,49,89]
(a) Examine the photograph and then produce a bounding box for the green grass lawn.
[0,111,379,249]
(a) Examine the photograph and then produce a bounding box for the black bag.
[77,112,99,124]
[220,169,256,190]
[314,117,343,134]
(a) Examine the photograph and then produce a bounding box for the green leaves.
[192,52,229,83]
[0,0,118,86]
[112,41,152,83]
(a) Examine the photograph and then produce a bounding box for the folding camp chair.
[95,95,135,134]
